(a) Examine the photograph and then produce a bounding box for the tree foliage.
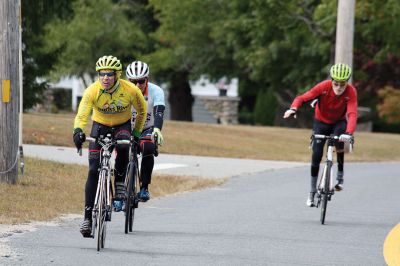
[254,89,278,126]
[22,0,74,109]
[23,0,400,129]
[147,0,338,124]
[42,0,148,84]
[377,86,400,124]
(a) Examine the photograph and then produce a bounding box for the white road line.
[153,163,188,171]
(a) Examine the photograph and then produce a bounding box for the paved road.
[22,144,307,179]
[0,145,399,265]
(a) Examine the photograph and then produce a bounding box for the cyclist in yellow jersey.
[73,55,147,237]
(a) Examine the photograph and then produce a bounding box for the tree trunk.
[168,71,194,121]
[0,0,20,183]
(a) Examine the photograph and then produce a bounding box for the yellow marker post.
[2,80,10,103]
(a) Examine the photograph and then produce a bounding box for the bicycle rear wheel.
[130,163,139,232]
[320,163,331,225]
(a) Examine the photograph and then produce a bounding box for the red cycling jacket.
[291,80,358,134]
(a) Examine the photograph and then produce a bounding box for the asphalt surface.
[22,144,307,179]
[0,145,399,265]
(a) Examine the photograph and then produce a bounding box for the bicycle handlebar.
[85,137,131,145]
[312,134,354,153]
[77,136,131,156]
[313,134,339,140]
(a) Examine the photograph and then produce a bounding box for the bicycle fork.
[318,144,335,193]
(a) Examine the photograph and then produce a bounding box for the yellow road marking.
[384,223,400,266]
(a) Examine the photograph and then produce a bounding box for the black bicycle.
[124,132,159,234]
[124,137,140,234]
[84,134,130,250]
[313,134,353,224]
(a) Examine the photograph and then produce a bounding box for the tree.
[147,0,237,120]
[148,0,337,124]
[42,0,148,85]
[25,0,400,131]
[352,0,400,131]
[22,0,74,109]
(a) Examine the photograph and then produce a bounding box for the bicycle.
[312,134,353,225]
[81,134,130,251]
[124,132,159,234]
[124,137,140,234]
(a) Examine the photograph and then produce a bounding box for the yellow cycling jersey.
[74,79,147,135]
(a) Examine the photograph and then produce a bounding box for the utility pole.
[0,0,21,183]
[335,0,356,70]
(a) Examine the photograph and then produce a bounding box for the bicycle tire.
[320,162,331,225]
[100,195,107,248]
[129,162,139,232]
[97,170,108,251]
[125,163,134,234]
[96,179,104,251]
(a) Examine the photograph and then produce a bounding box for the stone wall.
[197,96,241,125]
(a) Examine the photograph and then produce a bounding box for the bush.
[253,89,278,126]
[377,86,400,124]
[52,88,72,112]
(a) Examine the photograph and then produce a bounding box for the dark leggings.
[139,128,157,189]
[311,119,346,178]
[84,120,131,219]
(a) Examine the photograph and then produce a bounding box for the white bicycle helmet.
[126,61,149,79]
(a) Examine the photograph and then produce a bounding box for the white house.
[49,75,239,114]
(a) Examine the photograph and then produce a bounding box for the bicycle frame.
[316,135,336,194]
[93,140,113,220]
[86,135,130,250]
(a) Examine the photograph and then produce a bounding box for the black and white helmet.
[126,61,149,79]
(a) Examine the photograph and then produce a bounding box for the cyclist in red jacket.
[283,63,358,207]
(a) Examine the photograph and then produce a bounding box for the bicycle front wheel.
[320,163,331,225]
[97,171,107,250]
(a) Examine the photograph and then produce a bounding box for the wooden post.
[0,0,21,183]
[335,0,356,69]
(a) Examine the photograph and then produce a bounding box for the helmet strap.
[104,80,120,94]
[143,81,149,96]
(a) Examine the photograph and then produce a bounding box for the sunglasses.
[99,72,115,77]
[332,81,347,87]
[129,78,147,85]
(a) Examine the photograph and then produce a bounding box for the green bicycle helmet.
[95,55,122,72]
[330,63,352,81]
